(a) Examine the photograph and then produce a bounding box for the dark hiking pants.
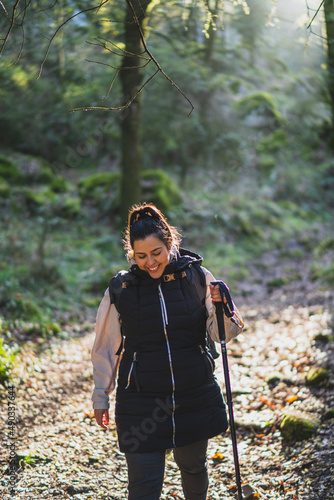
[125,439,209,500]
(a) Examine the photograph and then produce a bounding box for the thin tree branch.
[70,68,160,112]
[125,0,194,115]
[86,38,150,60]
[0,1,7,14]
[37,0,110,79]
[0,0,21,57]
[306,0,324,29]
[85,58,151,72]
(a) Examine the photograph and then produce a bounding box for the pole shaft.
[215,302,243,500]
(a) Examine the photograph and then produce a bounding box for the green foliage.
[0,179,10,198]
[6,294,42,321]
[0,155,23,183]
[257,130,288,155]
[17,451,52,467]
[54,196,81,218]
[314,236,334,258]
[0,337,17,384]
[310,262,334,285]
[19,321,62,338]
[256,154,276,172]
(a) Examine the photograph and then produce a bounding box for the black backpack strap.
[109,270,138,311]
[187,263,220,359]
[185,262,206,306]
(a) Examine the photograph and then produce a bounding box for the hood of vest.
[128,248,203,285]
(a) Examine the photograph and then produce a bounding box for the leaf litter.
[0,251,333,500]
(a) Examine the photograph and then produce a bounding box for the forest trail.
[1,250,333,500]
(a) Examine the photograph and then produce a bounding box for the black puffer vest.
[110,249,228,453]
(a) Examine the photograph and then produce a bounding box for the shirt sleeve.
[91,288,123,410]
[202,267,244,344]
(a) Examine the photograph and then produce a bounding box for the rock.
[66,484,91,495]
[280,411,320,442]
[313,332,334,343]
[242,483,259,499]
[230,483,259,499]
[324,408,334,420]
[306,367,329,386]
[265,372,282,386]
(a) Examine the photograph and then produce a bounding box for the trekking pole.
[211,281,243,500]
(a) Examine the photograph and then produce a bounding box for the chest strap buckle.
[163,271,187,282]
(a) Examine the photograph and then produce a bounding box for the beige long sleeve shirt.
[91,267,243,410]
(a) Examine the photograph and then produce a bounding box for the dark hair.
[123,203,181,257]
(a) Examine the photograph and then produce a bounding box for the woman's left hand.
[209,284,227,303]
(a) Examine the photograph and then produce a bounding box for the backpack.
[109,261,220,359]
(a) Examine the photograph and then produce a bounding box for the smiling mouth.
[147,265,160,273]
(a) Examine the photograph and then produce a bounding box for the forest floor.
[1,243,334,500]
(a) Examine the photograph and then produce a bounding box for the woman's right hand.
[94,409,109,429]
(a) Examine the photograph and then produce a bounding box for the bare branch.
[124,0,194,115]
[76,0,194,115]
[85,58,151,72]
[86,37,150,60]
[306,0,324,29]
[0,1,8,14]
[70,68,159,112]
[37,0,110,79]
[0,0,21,57]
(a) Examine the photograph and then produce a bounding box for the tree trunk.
[324,0,334,144]
[203,0,220,64]
[119,0,152,223]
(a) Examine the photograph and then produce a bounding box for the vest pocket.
[200,345,215,378]
[125,352,140,392]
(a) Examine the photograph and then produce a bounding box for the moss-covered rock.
[236,92,284,127]
[142,169,182,211]
[280,411,320,442]
[265,372,282,385]
[0,155,24,184]
[55,196,81,218]
[50,176,69,193]
[25,188,56,211]
[78,172,121,210]
[313,332,334,343]
[79,172,120,198]
[14,155,55,185]
[78,170,182,213]
[324,408,334,420]
[306,367,330,387]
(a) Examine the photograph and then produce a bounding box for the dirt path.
[1,266,333,500]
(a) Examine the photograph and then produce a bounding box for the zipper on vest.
[125,352,137,389]
[200,345,214,375]
[158,284,176,447]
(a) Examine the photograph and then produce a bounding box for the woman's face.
[133,234,170,279]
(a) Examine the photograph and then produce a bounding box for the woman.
[91,203,243,500]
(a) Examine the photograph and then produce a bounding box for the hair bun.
[129,204,161,228]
